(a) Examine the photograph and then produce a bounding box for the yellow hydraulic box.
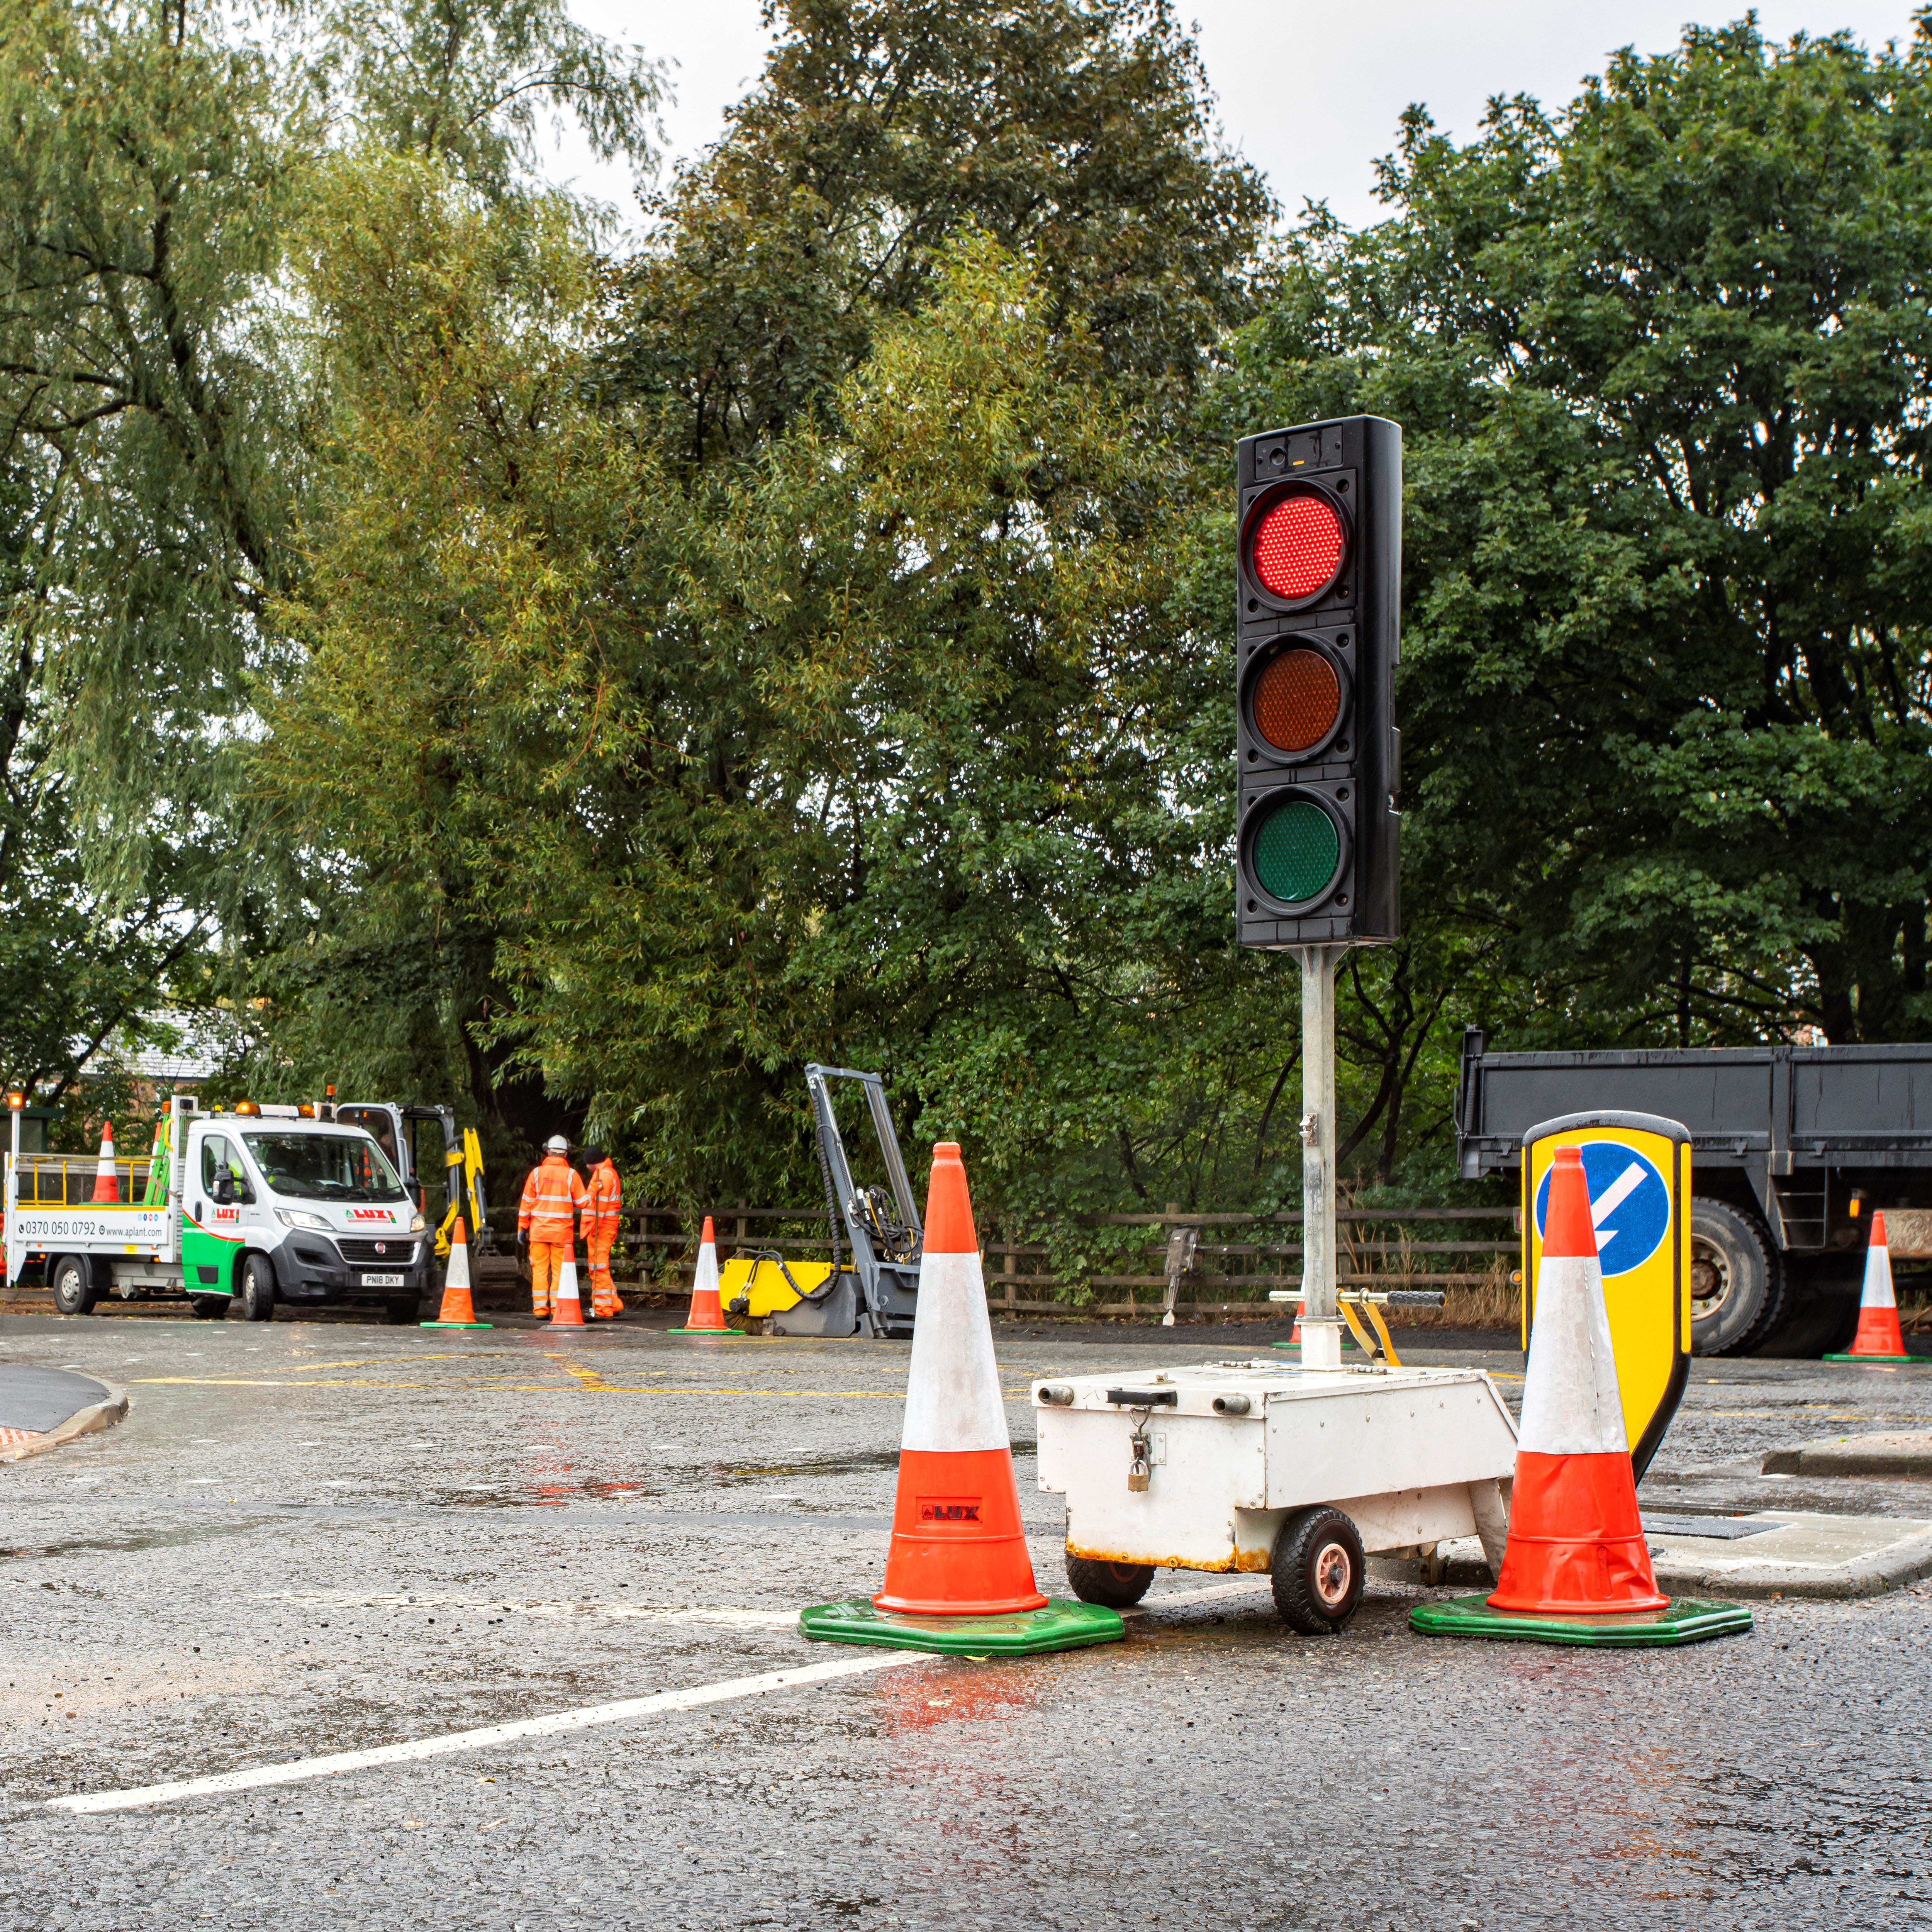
[719,1255,838,1320]
[1521,1108,1691,1478]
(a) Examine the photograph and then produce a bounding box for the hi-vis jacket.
[519,1153,587,1243]
[585,1159,622,1241]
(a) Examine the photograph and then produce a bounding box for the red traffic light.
[1242,483,1348,608]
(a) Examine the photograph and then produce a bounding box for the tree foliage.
[1224,17,1932,1046]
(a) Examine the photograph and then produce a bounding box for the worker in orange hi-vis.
[582,1145,625,1319]
[518,1135,587,1322]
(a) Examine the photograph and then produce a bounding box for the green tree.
[0,0,660,1112]
[1223,15,1932,1050]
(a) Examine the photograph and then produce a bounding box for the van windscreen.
[243,1132,407,1203]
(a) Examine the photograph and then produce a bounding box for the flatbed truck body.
[1456,1030,1932,1355]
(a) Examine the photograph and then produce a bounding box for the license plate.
[360,1272,406,1288]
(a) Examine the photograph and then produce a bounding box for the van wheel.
[189,1296,229,1320]
[51,1257,97,1317]
[1064,1552,1155,1608]
[1690,1199,1781,1355]
[238,1255,276,1323]
[1271,1506,1365,1633]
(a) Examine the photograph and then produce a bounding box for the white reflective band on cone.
[1516,1254,1629,1457]
[446,1238,470,1289]
[1861,1236,1897,1311]
[557,1258,580,1300]
[691,1240,719,1298]
[900,1250,1009,1454]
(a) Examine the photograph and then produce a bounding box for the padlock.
[1128,1457,1150,1494]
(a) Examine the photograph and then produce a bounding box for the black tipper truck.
[1456,1031,1932,1357]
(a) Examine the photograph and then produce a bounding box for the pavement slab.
[0,1313,1928,1929]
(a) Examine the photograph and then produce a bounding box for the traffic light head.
[1234,417,1400,946]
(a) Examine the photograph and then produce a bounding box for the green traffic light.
[1252,797,1340,904]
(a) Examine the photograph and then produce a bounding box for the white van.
[5,1094,434,1322]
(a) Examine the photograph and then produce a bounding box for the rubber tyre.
[188,1296,229,1320]
[1689,1198,1782,1356]
[1064,1552,1155,1609]
[384,1296,420,1325]
[1270,1506,1365,1634]
[51,1256,97,1317]
[238,1254,276,1323]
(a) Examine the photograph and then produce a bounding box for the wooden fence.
[566,1202,1518,1318]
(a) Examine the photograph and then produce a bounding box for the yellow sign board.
[1522,1110,1691,1478]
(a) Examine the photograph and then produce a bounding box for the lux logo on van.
[348,1209,397,1222]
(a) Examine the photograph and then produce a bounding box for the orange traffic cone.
[422,1219,490,1329]
[544,1252,585,1329]
[798,1141,1124,1657]
[873,1143,1047,1615]
[91,1122,118,1203]
[670,1218,731,1335]
[1486,1145,1667,1616]
[1826,1212,1912,1363]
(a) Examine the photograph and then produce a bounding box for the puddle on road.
[711,1450,902,1483]
[3,1518,265,1561]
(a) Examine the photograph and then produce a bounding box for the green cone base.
[799,1596,1124,1656]
[1410,1592,1752,1648]
[668,1326,744,1337]
[420,1319,491,1329]
[1823,1352,1916,1363]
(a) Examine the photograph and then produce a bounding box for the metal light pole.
[1297,945,1348,1369]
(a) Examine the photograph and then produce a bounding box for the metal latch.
[1106,1388,1177,1407]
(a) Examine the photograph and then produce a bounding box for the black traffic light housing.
[1235,415,1401,946]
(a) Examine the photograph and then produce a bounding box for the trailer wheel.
[188,1295,229,1320]
[1271,1506,1365,1634]
[51,1257,97,1317]
[238,1255,276,1323]
[1690,1198,1782,1356]
[1064,1552,1155,1608]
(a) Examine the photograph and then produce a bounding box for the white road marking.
[47,1652,921,1815]
[1127,1577,1271,1614]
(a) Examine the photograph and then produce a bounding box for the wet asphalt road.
[1,1313,1929,1931]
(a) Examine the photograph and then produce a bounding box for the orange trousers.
[587,1231,623,1317]
[528,1240,570,1317]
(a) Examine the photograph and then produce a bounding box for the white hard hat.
[544,1134,570,1153]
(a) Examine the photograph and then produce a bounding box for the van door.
[181,1125,248,1297]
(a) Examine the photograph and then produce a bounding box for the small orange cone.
[874,1143,1047,1615]
[544,1252,585,1329]
[91,1122,119,1204]
[670,1218,731,1335]
[1486,1145,1668,1616]
[422,1219,490,1328]
[1826,1212,1912,1363]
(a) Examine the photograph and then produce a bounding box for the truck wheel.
[1690,1198,1782,1355]
[51,1257,97,1317]
[1270,1506,1365,1634]
[238,1255,276,1323]
[1064,1552,1155,1608]
[188,1295,229,1320]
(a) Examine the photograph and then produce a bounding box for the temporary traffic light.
[1234,416,1401,946]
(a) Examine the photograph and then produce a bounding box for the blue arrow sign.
[1534,1140,1671,1279]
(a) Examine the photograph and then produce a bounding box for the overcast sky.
[553,2,1925,234]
